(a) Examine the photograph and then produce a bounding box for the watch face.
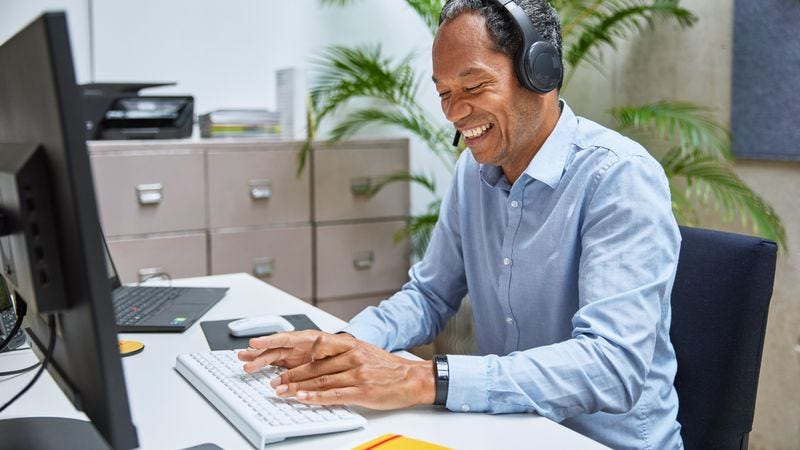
[434,355,449,379]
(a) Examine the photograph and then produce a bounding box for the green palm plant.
[303,0,786,254]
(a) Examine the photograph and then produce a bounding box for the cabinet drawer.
[313,140,409,222]
[315,221,409,299]
[91,152,205,236]
[210,227,312,300]
[208,145,310,228]
[316,293,390,322]
[107,233,207,284]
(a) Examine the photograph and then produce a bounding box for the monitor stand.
[0,417,109,450]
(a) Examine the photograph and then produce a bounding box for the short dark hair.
[439,0,562,60]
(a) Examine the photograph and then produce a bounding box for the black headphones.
[488,0,562,94]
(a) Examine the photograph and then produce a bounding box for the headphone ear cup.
[524,41,562,93]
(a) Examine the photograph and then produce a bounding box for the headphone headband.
[487,0,562,93]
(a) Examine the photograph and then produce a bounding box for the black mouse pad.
[200,314,321,351]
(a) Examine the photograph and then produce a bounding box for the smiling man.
[238,1,683,448]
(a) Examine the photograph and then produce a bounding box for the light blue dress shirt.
[342,101,684,450]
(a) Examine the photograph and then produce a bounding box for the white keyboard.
[175,350,367,448]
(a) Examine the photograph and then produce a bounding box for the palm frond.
[559,0,605,39]
[326,107,459,165]
[661,148,786,249]
[394,200,441,259]
[611,101,731,159]
[365,170,437,198]
[297,95,318,176]
[403,0,444,35]
[310,44,419,123]
[563,0,697,70]
[667,181,698,225]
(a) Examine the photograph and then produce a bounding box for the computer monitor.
[0,12,138,449]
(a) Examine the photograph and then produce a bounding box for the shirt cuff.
[445,354,491,413]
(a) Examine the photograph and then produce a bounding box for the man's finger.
[248,332,298,350]
[271,355,356,387]
[274,369,359,398]
[237,347,263,362]
[294,386,362,406]
[243,347,294,372]
[309,333,356,361]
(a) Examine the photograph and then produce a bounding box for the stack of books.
[199,109,282,139]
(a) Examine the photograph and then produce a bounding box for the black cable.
[0,362,40,377]
[0,315,56,413]
[0,297,27,352]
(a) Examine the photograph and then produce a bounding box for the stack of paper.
[199,109,282,139]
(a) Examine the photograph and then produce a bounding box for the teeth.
[463,124,491,139]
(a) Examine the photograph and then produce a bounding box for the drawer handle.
[249,179,273,200]
[252,257,275,278]
[352,251,374,270]
[136,183,163,205]
[350,177,372,197]
[137,267,169,282]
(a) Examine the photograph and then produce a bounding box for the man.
[238,0,683,448]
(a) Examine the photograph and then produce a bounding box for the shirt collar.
[479,100,577,191]
[521,100,576,190]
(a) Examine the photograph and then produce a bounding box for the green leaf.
[394,202,441,259]
[563,0,697,73]
[326,107,459,166]
[402,0,444,35]
[611,101,731,159]
[365,170,438,198]
[309,44,420,123]
[661,148,787,250]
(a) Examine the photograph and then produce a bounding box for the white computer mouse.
[227,314,296,337]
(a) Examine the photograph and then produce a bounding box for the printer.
[81,82,194,140]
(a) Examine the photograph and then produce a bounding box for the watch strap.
[433,354,449,406]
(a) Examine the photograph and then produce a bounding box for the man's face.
[432,11,547,173]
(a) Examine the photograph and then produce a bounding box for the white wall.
[90,0,451,215]
[0,0,92,82]
[1,0,453,215]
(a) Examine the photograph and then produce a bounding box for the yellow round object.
[118,340,145,357]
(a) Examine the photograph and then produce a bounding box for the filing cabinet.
[316,293,393,322]
[315,221,409,300]
[312,140,410,317]
[313,140,409,222]
[207,144,311,228]
[210,226,313,301]
[106,233,207,283]
[88,138,409,317]
[91,147,205,236]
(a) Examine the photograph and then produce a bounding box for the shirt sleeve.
[445,153,681,421]
[340,154,470,351]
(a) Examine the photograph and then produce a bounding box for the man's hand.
[237,330,435,410]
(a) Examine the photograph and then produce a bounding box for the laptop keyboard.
[113,286,186,325]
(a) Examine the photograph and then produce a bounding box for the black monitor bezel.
[0,12,138,449]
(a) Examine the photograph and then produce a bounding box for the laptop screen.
[102,236,122,290]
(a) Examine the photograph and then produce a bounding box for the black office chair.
[670,226,778,450]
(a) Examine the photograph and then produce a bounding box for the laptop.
[103,239,228,333]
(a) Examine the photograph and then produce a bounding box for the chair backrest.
[671,226,777,450]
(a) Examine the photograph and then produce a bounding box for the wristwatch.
[433,354,449,406]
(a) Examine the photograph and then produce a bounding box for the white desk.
[1,273,607,449]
